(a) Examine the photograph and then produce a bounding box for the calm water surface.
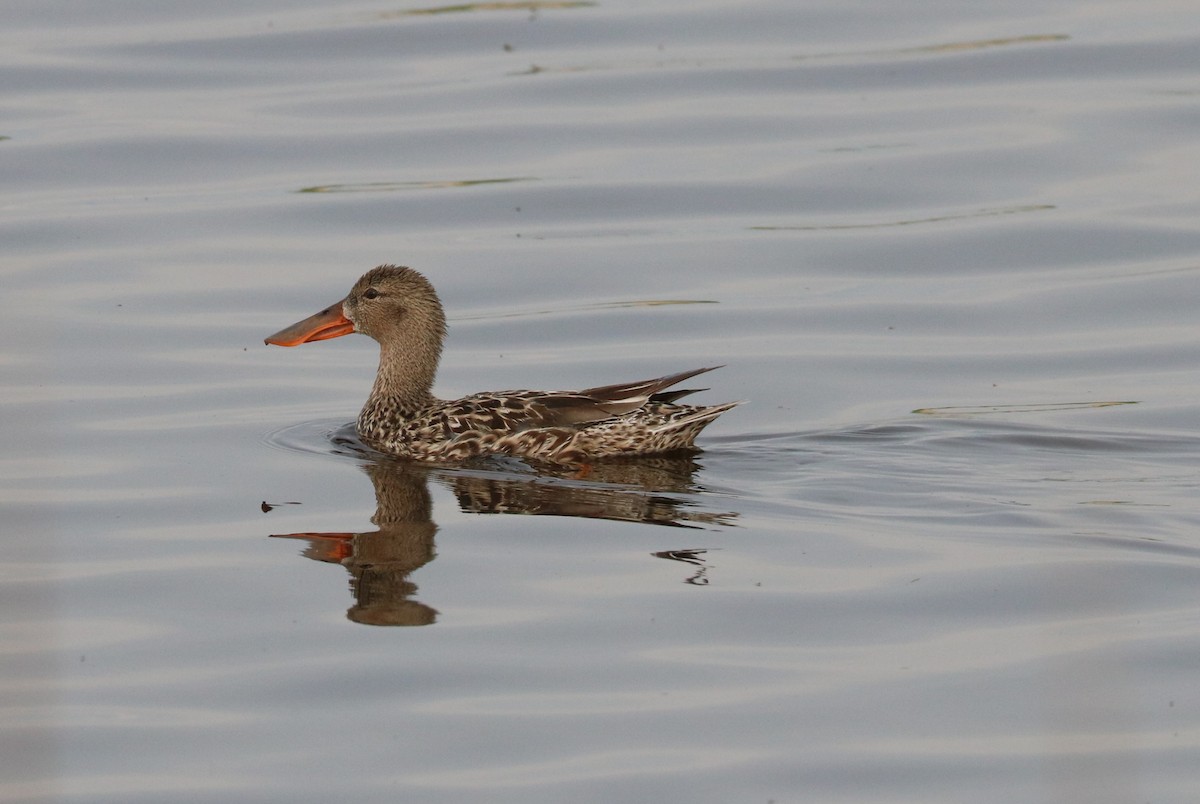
[5,1,1200,801]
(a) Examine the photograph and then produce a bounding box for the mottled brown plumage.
[266,265,739,463]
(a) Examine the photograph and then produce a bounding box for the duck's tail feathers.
[650,400,743,435]
[650,387,708,404]
[580,366,723,408]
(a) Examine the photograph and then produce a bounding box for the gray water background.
[5,1,1200,801]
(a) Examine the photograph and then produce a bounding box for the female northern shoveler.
[265,265,739,463]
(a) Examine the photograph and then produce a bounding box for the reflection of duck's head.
[347,577,437,627]
[272,459,441,627]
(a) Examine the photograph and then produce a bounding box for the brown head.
[341,265,447,348]
[266,265,448,403]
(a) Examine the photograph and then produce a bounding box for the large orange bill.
[264,301,355,346]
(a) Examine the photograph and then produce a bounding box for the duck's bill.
[265,302,355,346]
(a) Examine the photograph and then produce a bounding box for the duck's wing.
[521,366,723,428]
[455,367,723,431]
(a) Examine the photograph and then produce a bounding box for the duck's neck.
[355,299,448,442]
[362,339,443,420]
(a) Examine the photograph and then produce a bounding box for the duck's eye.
[363,288,380,300]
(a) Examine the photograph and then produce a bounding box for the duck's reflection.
[271,455,734,626]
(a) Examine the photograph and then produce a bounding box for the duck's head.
[265,265,447,349]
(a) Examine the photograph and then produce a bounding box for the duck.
[265,265,739,464]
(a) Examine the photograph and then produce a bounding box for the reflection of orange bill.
[270,532,355,562]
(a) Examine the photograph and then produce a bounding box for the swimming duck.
[265,265,738,463]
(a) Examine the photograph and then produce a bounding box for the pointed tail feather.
[650,387,708,404]
[580,366,723,407]
[649,401,743,435]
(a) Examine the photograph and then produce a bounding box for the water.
[5,1,1200,801]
